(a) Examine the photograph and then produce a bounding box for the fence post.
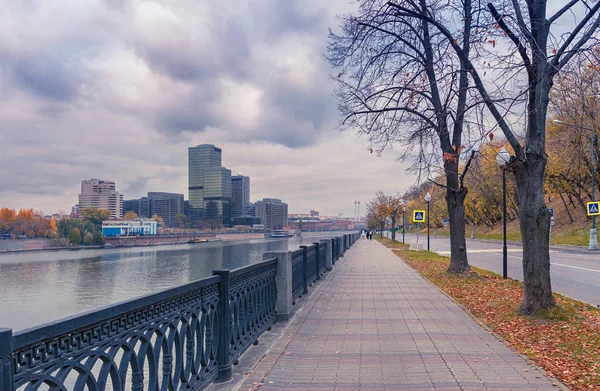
[331,238,336,265]
[0,328,14,391]
[313,242,321,280]
[263,252,293,321]
[339,236,344,256]
[300,245,308,294]
[212,269,232,383]
[323,240,333,271]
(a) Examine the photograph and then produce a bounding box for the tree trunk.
[391,212,396,242]
[445,161,471,273]
[513,150,556,315]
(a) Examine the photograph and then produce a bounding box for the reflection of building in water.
[187,243,224,282]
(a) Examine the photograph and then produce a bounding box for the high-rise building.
[78,179,123,219]
[188,144,232,226]
[254,198,288,230]
[231,174,250,218]
[123,197,150,218]
[148,192,184,226]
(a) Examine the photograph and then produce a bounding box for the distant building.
[231,216,261,226]
[231,174,250,218]
[148,192,184,227]
[310,210,319,217]
[78,179,123,219]
[71,204,80,218]
[188,144,232,226]
[254,198,288,230]
[123,197,150,218]
[102,219,158,237]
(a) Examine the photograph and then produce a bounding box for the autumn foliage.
[0,207,58,238]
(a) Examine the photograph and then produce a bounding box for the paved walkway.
[237,240,562,391]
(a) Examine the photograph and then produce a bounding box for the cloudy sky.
[0,0,415,217]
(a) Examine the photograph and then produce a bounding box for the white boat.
[266,230,294,238]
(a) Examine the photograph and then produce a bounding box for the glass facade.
[231,175,250,218]
[188,144,232,226]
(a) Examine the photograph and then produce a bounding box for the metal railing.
[0,233,360,391]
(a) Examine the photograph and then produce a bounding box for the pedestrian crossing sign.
[413,210,426,222]
[587,202,600,216]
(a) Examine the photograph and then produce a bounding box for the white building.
[102,219,158,237]
[78,179,123,219]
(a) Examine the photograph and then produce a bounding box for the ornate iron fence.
[10,275,222,391]
[318,242,327,277]
[305,245,317,285]
[0,233,359,391]
[291,249,305,302]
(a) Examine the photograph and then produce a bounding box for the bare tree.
[328,0,479,273]
[387,0,600,315]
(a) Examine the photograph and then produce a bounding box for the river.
[0,233,341,331]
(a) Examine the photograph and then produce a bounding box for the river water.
[0,234,340,331]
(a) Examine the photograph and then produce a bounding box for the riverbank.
[0,233,278,254]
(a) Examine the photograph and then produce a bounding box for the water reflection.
[0,234,340,331]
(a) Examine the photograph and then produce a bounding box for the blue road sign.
[587,202,600,216]
[443,218,448,223]
[413,210,425,222]
[548,208,554,217]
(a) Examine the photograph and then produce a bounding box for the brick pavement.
[235,239,564,390]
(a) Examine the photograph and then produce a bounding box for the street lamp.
[552,119,599,249]
[425,192,432,251]
[496,147,510,279]
[402,204,406,244]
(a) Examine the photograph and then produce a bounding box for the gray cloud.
[0,0,416,215]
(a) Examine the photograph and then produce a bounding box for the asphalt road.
[396,233,600,307]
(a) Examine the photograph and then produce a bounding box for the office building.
[148,192,184,226]
[123,197,150,218]
[188,144,232,225]
[231,174,250,218]
[254,198,288,230]
[102,219,158,237]
[78,179,123,219]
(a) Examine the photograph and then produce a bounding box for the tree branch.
[548,0,580,24]
[386,1,523,157]
[428,178,451,190]
[488,3,532,76]
[459,150,477,189]
[551,1,600,74]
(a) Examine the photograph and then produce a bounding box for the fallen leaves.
[388,246,600,391]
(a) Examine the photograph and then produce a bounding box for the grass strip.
[378,237,600,390]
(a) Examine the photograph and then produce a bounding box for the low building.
[102,219,158,237]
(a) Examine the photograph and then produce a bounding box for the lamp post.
[425,192,432,251]
[496,147,510,279]
[402,205,406,244]
[552,119,598,249]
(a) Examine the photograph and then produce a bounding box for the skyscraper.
[231,174,250,218]
[78,179,123,219]
[188,144,232,226]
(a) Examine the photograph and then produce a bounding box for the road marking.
[552,263,600,273]
[436,249,556,255]
[435,251,600,273]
